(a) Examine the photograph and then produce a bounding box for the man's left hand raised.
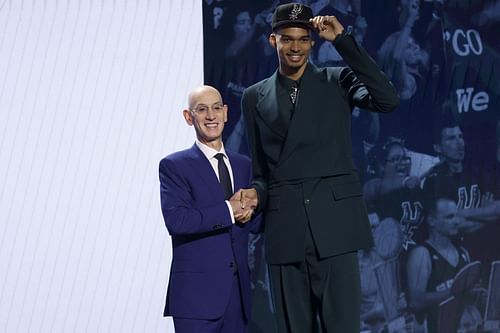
[309,15,345,42]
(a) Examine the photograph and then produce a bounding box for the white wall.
[0,0,203,331]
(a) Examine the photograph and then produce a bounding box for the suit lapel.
[277,64,327,168]
[256,71,290,139]
[227,151,243,192]
[188,144,225,201]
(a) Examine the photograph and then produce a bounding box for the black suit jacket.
[242,32,400,264]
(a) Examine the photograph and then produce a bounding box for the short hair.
[432,103,461,144]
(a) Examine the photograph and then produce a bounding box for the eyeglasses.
[386,156,411,164]
[191,103,225,115]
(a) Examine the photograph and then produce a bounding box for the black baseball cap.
[271,3,314,31]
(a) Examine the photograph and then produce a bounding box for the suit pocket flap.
[331,182,363,200]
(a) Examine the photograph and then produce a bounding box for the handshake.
[229,188,259,224]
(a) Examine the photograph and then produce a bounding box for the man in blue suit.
[159,85,259,333]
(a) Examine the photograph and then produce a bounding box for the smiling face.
[183,86,228,150]
[269,26,314,79]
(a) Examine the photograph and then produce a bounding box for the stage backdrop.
[204,1,500,333]
[0,0,203,332]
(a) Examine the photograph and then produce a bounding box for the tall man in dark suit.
[238,3,400,332]
[159,85,259,333]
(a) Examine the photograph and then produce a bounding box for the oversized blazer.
[241,32,400,264]
[159,144,259,320]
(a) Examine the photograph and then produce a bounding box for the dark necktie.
[290,81,299,106]
[214,153,232,200]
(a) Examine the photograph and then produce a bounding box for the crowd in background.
[203,0,500,332]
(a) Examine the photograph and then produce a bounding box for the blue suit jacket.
[159,144,258,320]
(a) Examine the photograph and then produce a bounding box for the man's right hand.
[229,195,252,223]
[229,188,259,224]
[238,188,258,210]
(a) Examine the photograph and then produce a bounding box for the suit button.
[229,262,234,268]
[304,199,310,205]
[213,224,222,230]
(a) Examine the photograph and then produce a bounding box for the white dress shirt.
[195,140,236,224]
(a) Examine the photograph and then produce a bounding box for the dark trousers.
[173,275,247,333]
[269,225,361,333]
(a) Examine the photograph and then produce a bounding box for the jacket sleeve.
[159,157,232,235]
[243,155,264,233]
[332,31,400,113]
[241,87,269,213]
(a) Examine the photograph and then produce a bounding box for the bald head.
[183,85,228,151]
[188,85,222,110]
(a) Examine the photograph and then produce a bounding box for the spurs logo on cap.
[272,3,313,31]
[289,4,303,20]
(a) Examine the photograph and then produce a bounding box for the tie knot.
[214,153,225,162]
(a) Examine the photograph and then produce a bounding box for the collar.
[277,62,311,89]
[195,140,227,160]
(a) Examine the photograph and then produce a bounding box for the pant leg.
[309,251,361,333]
[268,224,319,333]
[269,262,315,333]
[221,276,247,333]
[174,275,247,333]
